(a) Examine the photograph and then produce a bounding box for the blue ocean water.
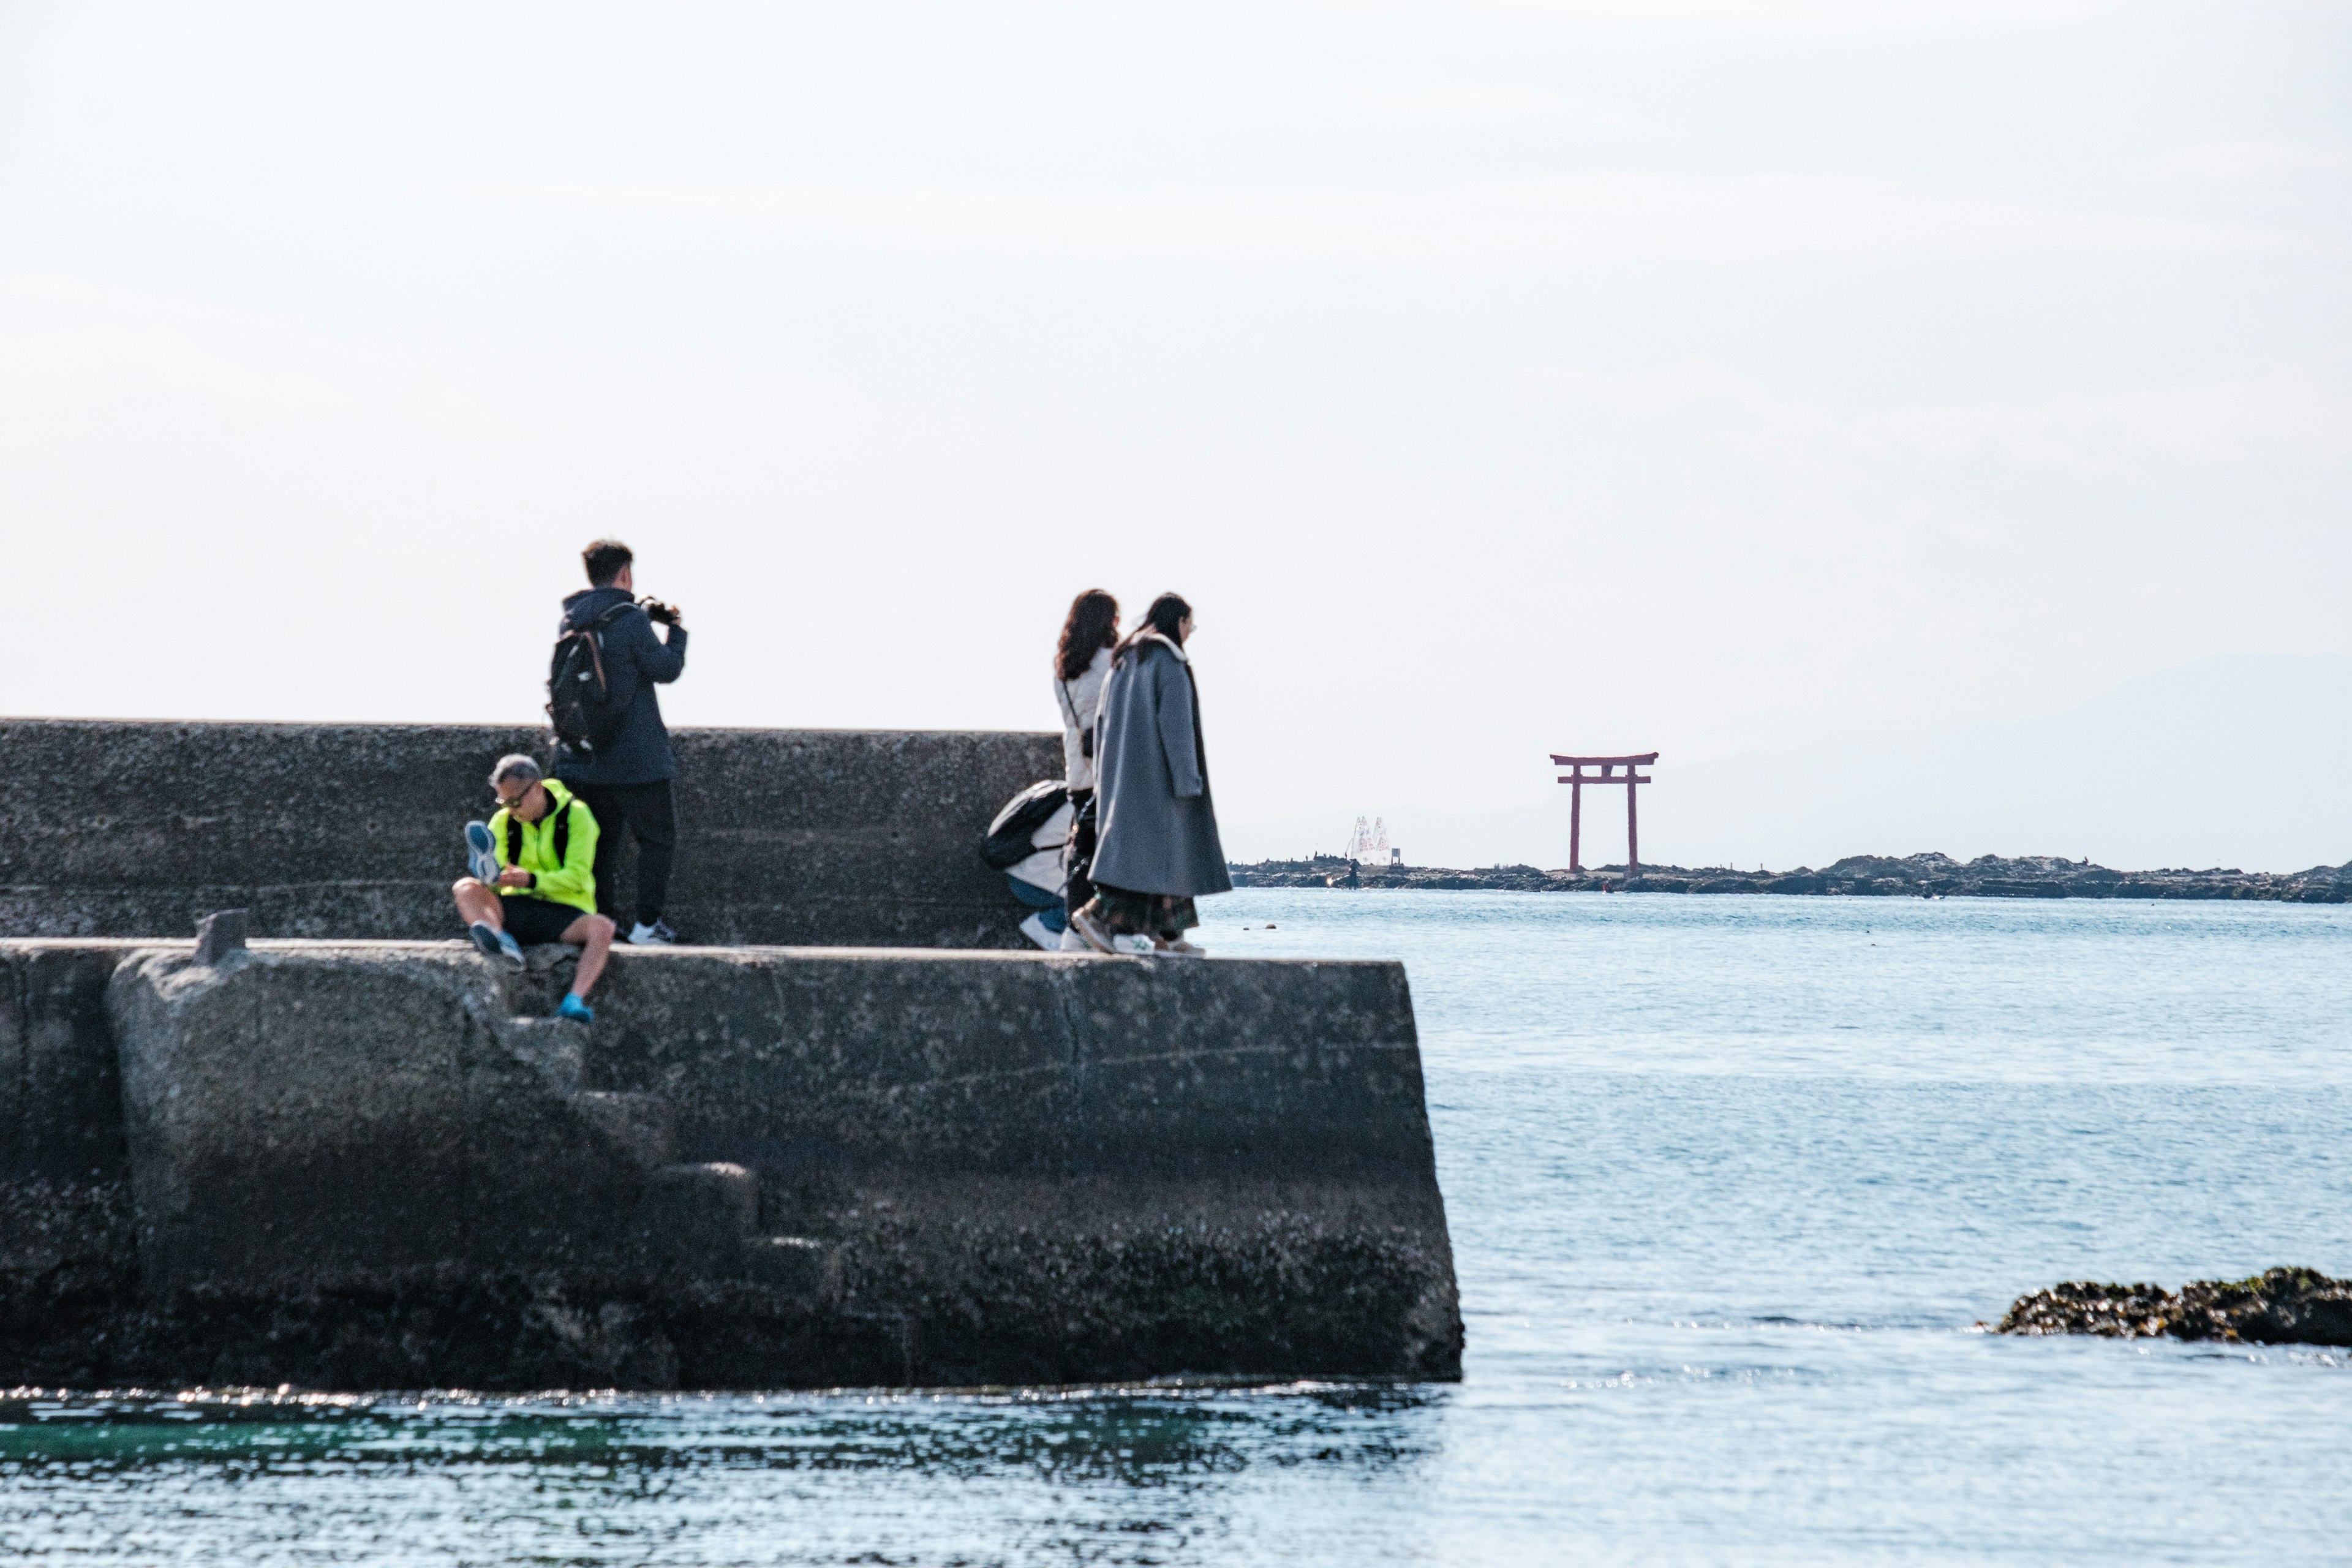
[6,892,2349,1564]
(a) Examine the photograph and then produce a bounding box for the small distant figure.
[549,539,688,948]
[1052,590,1120,951]
[1069,593,1229,957]
[455,755,617,1022]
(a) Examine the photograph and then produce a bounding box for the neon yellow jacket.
[489,779,600,916]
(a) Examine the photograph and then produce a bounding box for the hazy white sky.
[2,1,2346,862]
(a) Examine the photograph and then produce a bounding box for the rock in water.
[1997,1267,2352,1346]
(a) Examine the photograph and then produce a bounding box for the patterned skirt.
[1084,883,1200,938]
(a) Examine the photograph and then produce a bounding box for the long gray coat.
[1088,636,1232,899]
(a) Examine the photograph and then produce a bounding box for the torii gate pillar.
[1550,753,1657,877]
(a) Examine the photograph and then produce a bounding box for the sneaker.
[469,921,526,971]
[1160,938,1208,957]
[1068,906,1117,954]
[464,821,500,887]
[1057,925,1088,952]
[557,993,595,1023]
[1017,912,1057,950]
[1112,932,1156,955]
[627,919,676,946]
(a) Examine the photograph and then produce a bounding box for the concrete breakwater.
[0,718,1461,1390]
[0,937,1460,1390]
[0,718,1061,946]
[1234,851,2351,902]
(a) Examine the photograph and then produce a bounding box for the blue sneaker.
[469,922,525,971]
[464,821,500,887]
[557,993,595,1024]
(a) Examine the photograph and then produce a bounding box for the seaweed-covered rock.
[1996,1279,2180,1338]
[1997,1268,2352,1346]
[2173,1268,2352,1344]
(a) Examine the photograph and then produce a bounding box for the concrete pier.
[3,938,1460,1389]
[0,718,1462,1390]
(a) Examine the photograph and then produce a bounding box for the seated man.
[453,753,617,1022]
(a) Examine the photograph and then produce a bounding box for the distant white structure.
[1343,815,1390,864]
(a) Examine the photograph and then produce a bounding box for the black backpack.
[547,601,639,755]
[981,780,1068,870]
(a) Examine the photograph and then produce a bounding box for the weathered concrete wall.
[0,720,1060,947]
[108,945,654,1291]
[575,946,1457,1386]
[0,942,140,1378]
[0,942,131,1185]
[0,939,1462,1392]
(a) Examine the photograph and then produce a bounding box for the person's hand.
[496,867,533,890]
[642,598,682,627]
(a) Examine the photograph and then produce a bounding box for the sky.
[2,1,2346,869]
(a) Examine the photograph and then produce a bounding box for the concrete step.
[497,1016,584,1091]
[744,1235,839,1297]
[636,1161,760,1270]
[568,1091,676,1166]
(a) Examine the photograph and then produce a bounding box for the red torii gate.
[1551,752,1657,876]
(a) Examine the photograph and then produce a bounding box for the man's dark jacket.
[551,586,688,786]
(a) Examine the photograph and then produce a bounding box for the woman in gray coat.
[1071,592,1231,956]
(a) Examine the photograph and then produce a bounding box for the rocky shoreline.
[1229,851,2350,902]
[1995,1268,2352,1346]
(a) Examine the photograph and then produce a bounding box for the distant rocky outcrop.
[1228,851,2350,902]
[1996,1268,2352,1346]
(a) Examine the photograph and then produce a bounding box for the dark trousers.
[572,780,677,928]
[1063,790,1098,927]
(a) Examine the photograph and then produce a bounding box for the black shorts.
[500,895,587,946]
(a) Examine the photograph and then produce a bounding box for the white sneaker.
[1160,938,1208,957]
[1017,912,1058,950]
[1057,926,1088,951]
[1112,933,1156,955]
[627,920,676,946]
[1068,906,1118,954]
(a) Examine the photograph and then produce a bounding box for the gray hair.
[488,753,544,790]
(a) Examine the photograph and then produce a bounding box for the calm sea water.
[7,892,2350,1565]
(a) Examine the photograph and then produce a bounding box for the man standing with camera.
[551,539,688,945]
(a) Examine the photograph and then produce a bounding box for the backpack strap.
[565,624,611,695]
[560,601,643,698]
[501,795,574,879]
[1058,679,1096,758]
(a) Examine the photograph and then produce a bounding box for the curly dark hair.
[1113,592,1191,665]
[1055,590,1120,681]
